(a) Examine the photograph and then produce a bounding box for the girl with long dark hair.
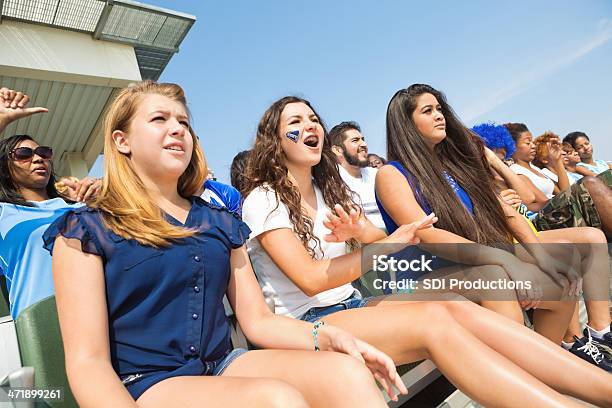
[241,95,612,407]
[377,84,579,342]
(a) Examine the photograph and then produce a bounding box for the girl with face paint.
[241,95,612,408]
[42,82,408,408]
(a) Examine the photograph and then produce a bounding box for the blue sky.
[91,0,612,182]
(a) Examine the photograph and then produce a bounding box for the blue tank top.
[375,161,474,234]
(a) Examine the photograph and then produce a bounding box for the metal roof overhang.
[0,0,195,177]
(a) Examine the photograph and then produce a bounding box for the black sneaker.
[583,326,612,355]
[569,334,612,372]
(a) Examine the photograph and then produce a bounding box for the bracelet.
[312,320,325,351]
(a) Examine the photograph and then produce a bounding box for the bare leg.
[582,176,612,236]
[322,302,583,407]
[412,263,574,343]
[369,298,612,407]
[138,376,307,408]
[538,227,612,332]
[222,350,387,407]
[138,350,386,408]
[565,304,582,341]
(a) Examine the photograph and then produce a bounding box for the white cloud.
[461,20,612,123]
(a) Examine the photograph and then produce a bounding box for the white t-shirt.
[338,165,386,230]
[242,184,355,318]
[539,167,575,186]
[510,163,555,199]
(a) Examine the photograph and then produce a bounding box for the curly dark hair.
[242,96,359,256]
[0,134,61,206]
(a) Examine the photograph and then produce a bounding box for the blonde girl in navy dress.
[43,82,407,408]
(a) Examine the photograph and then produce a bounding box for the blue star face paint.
[286,129,300,143]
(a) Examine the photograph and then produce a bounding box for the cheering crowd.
[1,82,611,407]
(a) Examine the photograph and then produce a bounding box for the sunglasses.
[10,146,53,161]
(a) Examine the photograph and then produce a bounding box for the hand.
[501,260,545,309]
[547,140,563,165]
[529,245,582,298]
[57,177,102,202]
[323,324,408,402]
[379,213,437,246]
[483,146,500,165]
[323,204,367,243]
[0,87,48,128]
[499,189,522,209]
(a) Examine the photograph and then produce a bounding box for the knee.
[418,303,456,336]
[580,227,607,244]
[582,176,609,198]
[328,353,377,390]
[468,265,508,281]
[581,176,599,190]
[254,379,308,408]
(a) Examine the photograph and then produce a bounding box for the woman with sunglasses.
[0,87,99,319]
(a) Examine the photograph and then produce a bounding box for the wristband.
[313,320,325,351]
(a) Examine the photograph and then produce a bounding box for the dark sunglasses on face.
[10,146,53,161]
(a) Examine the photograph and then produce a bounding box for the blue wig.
[471,122,516,159]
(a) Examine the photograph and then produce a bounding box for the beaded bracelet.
[313,320,325,351]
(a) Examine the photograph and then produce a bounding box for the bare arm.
[0,87,48,134]
[515,174,550,211]
[52,237,137,408]
[484,148,535,203]
[547,143,570,193]
[575,166,598,177]
[375,165,515,266]
[227,245,407,400]
[257,228,364,296]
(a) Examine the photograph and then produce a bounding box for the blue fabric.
[202,180,242,216]
[299,291,368,323]
[375,161,473,234]
[566,171,583,184]
[0,198,82,319]
[374,161,466,292]
[42,197,251,400]
[576,159,609,175]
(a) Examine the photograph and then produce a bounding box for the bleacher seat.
[14,296,77,408]
[1,276,9,318]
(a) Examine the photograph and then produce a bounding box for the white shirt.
[242,184,355,318]
[539,167,575,186]
[338,165,386,230]
[510,163,555,199]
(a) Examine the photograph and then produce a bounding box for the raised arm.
[0,87,48,134]
[484,147,535,203]
[52,236,137,408]
[547,142,570,193]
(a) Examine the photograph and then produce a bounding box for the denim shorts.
[300,291,371,323]
[123,348,249,400]
[212,347,248,375]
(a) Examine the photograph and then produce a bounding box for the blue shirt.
[376,161,473,234]
[201,180,242,216]
[576,159,609,175]
[42,197,251,399]
[0,198,82,319]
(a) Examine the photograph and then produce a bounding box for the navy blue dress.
[43,197,251,399]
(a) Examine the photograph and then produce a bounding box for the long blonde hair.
[92,81,207,247]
